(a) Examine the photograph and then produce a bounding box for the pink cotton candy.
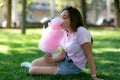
[39,17,64,53]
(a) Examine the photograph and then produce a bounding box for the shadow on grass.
[0,49,111,80]
[24,72,108,80]
[1,28,120,80]
[0,48,43,80]
[92,38,120,48]
[92,50,120,80]
[0,43,117,80]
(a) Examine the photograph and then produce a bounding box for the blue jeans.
[56,55,81,75]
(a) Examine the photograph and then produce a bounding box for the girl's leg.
[29,57,58,75]
[29,66,58,75]
[31,57,55,67]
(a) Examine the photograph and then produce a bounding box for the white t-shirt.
[61,26,92,70]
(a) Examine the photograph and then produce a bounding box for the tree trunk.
[81,0,87,25]
[117,11,120,27]
[21,0,26,34]
[115,0,120,27]
[7,0,12,28]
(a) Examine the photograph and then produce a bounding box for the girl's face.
[60,10,71,30]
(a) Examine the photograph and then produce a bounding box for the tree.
[6,0,12,28]
[115,0,120,27]
[81,0,87,25]
[21,0,26,34]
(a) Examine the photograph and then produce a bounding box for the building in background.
[0,0,116,28]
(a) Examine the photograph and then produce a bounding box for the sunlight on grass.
[9,47,39,54]
[91,32,102,36]
[0,29,42,35]
[90,28,120,38]
[0,38,9,42]
[26,29,42,34]
[0,45,9,54]
[93,48,120,54]
[99,60,115,64]
[1,61,10,65]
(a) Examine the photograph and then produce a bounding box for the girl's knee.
[29,68,33,75]
[29,68,35,75]
[31,58,44,66]
[31,60,37,66]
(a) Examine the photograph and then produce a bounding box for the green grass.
[0,28,120,80]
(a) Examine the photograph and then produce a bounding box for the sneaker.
[21,62,31,68]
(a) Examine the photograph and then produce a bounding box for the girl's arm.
[81,42,98,79]
[52,48,66,62]
[44,48,66,63]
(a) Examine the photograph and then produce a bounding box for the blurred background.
[0,0,119,28]
[0,1,120,79]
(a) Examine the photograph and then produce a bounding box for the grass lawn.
[0,28,120,80]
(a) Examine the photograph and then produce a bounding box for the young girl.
[28,6,103,80]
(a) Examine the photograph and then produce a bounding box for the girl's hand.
[44,53,53,63]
